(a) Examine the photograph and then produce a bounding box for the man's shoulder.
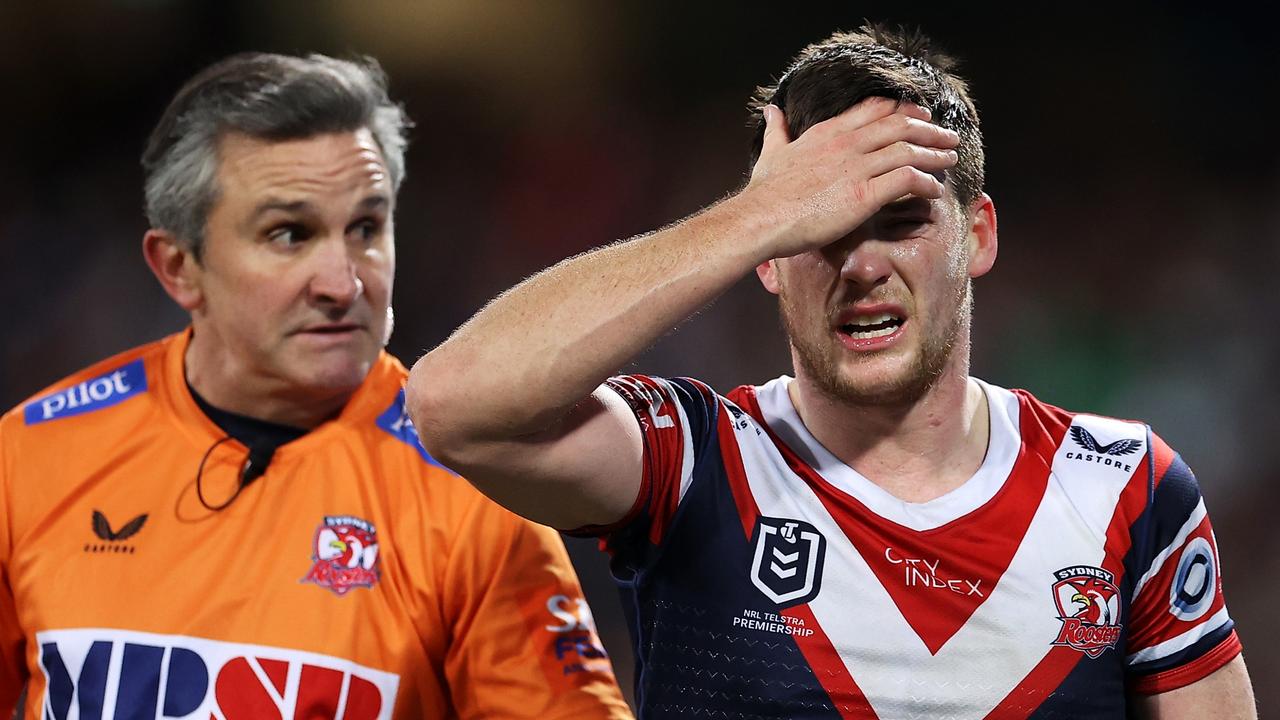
[992,382,1170,469]
[2,334,177,433]
[363,351,462,478]
[993,382,1150,432]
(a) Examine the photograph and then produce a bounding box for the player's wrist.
[700,189,795,268]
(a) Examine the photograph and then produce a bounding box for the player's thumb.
[760,104,791,156]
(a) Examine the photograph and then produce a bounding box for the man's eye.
[267,224,309,246]
[883,218,930,236]
[349,219,381,243]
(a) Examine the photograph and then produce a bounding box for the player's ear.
[756,260,782,295]
[966,193,997,279]
[142,229,203,311]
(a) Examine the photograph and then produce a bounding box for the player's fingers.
[853,113,960,154]
[814,97,931,138]
[862,141,958,179]
[863,167,947,207]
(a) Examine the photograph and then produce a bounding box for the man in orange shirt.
[0,53,631,719]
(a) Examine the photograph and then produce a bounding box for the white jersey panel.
[753,377,1021,531]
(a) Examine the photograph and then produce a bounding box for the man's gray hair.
[141,52,411,259]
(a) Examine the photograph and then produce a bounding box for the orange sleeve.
[441,493,632,719]
[0,422,28,716]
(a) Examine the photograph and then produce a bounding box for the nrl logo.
[1050,565,1123,658]
[749,516,826,608]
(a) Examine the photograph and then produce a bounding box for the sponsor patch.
[1050,565,1123,658]
[36,628,398,720]
[543,594,611,677]
[301,516,381,597]
[1169,537,1216,621]
[24,359,148,425]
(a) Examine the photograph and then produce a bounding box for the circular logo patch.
[1169,536,1215,621]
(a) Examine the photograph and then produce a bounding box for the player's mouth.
[834,308,906,351]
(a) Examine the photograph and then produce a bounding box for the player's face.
[193,129,394,404]
[759,192,995,406]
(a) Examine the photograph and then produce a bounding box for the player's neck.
[787,355,990,504]
[184,330,354,430]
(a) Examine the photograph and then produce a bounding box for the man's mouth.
[296,323,364,335]
[838,313,904,340]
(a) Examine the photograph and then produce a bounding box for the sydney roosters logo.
[301,515,381,596]
[1050,566,1123,658]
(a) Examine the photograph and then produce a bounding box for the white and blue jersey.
[574,375,1240,719]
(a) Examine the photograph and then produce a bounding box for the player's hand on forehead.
[745,95,959,260]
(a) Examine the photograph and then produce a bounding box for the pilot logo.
[85,510,147,555]
[749,516,826,608]
[1050,566,1123,658]
[302,516,381,597]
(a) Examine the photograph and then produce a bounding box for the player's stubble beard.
[779,250,972,408]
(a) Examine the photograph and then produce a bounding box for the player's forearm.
[408,100,958,457]
[408,195,768,444]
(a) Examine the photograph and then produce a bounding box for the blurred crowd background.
[2,0,1276,713]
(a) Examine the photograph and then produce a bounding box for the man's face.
[190,129,394,405]
[762,193,990,406]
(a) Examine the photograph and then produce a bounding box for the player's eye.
[882,217,930,238]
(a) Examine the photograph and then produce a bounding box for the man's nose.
[828,236,892,290]
[309,237,364,308]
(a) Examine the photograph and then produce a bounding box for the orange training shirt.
[0,330,631,719]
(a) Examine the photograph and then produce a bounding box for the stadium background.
[1,1,1275,714]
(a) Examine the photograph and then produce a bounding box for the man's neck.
[184,331,353,430]
[787,362,990,504]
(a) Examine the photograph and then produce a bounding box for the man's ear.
[966,193,998,279]
[756,259,782,295]
[142,229,203,311]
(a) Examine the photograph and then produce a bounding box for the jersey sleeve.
[0,423,27,716]
[1124,433,1241,694]
[571,375,719,560]
[441,493,631,719]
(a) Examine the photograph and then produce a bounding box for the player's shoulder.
[2,336,172,435]
[998,379,1198,484]
[1003,383,1154,441]
[607,373,721,405]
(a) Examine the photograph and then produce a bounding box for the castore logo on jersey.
[36,628,399,720]
[84,510,148,555]
[1064,425,1143,473]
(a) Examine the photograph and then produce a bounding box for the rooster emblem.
[302,516,381,596]
[1051,566,1123,658]
[1066,577,1115,625]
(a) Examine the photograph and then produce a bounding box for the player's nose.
[835,240,892,290]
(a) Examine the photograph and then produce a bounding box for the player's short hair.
[141,52,412,259]
[750,23,983,209]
